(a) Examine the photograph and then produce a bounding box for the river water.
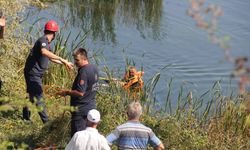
[24,0,250,104]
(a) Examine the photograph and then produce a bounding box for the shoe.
[23,118,33,124]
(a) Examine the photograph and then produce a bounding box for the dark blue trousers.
[23,74,49,123]
[23,94,49,123]
[71,112,87,137]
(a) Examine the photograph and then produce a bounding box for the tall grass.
[0,0,250,149]
[96,53,250,149]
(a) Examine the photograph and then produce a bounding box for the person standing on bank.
[65,109,110,150]
[0,14,5,39]
[57,48,99,137]
[24,20,74,123]
[106,102,165,150]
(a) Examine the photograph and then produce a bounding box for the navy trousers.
[71,112,87,137]
[23,74,49,123]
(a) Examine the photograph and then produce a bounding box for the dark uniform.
[23,35,51,123]
[70,64,99,137]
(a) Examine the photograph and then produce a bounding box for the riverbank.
[0,0,250,149]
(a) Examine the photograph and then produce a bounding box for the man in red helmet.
[23,20,73,123]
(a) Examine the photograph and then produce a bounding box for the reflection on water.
[117,0,163,40]
[24,0,250,103]
[53,0,163,43]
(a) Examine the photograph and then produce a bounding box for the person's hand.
[57,90,69,97]
[60,58,74,70]
[66,61,74,70]
[0,17,6,27]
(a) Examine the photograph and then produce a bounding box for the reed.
[1,0,250,149]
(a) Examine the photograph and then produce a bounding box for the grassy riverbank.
[1,0,250,149]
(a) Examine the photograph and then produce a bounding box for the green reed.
[164,77,173,114]
[1,0,250,149]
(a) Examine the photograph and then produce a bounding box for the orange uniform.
[123,67,144,98]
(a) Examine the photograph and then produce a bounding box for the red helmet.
[44,20,59,32]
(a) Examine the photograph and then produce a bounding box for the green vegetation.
[0,0,250,149]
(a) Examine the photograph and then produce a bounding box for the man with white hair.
[65,109,110,150]
[106,102,164,150]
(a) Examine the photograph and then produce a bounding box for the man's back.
[65,127,110,150]
[106,121,162,150]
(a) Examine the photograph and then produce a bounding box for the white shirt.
[65,127,110,150]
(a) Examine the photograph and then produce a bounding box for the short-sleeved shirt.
[71,64,99,116]
[24,35,51,77]
[65,127,110,150]
[106,121,162,150]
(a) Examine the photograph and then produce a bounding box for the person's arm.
[65,133,78,150]
[101,136,111,150]
[106,133,117,145]
[57,89,84,97]
[41,48,74,69]
[0,16,5,39]
[49,58,63,64]
[106,128,120,145]
[57,69,87,97]
[148,130,165,150]
[41,48,60,60]
[0,17,5,26]
[137,71,144,77]
[154,143,164,150]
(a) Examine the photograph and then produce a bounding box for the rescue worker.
[23,20,73,123]
[57,48,99,137]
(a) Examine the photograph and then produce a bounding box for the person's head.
[44,20,59,42]
[235,57,248,68]
[127,101,142,120]
[128,67,137,77]
[73,48,88,68]
[86,109,101,128]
